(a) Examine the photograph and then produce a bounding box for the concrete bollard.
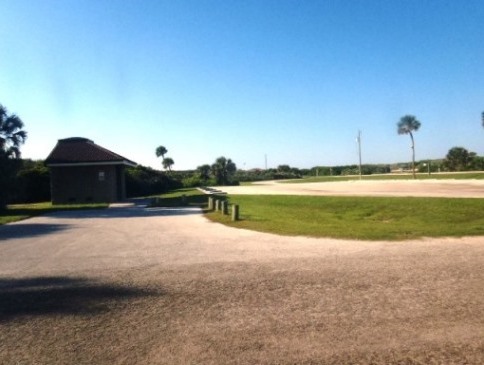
[232,204,239,221]
[215,199,220,211]
[208,197,213,210]
[221,200,228,215]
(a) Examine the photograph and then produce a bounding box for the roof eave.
[46,161,137,168]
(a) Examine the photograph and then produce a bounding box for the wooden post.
[221,201,228,215]
[208,197,213,210]
[232,204,239,221]
[215,199,220,211]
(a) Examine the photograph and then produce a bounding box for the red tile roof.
[45,137,136,166]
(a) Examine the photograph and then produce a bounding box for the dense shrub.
[0,156,22,207]
[3,159,50,204]
[182,175,202,188]
[125,165,182,197]
[15,161,50,203]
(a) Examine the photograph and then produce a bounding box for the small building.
[45,137,136,204]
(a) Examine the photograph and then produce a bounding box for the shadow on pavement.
[0,223,71,241]
[48,205,204,219]
[0,276,162,322]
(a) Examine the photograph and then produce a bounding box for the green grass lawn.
[206,195,484,240]
[284,171,484,184]
[0,202,108,225]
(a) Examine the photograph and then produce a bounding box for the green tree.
[12,160,51,203]
[155,145,174,172]
[155,145,167,159]
[197,164,211,181]
[444,147,473,171]
[0,103,27,208]
[470,156,484,171]
[397,115,421,179]
[211,156,237,185]
[1,104,27,158]
[125,165,181,197]
[277,164,291,173]
[162,157,174,171]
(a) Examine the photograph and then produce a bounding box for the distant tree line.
[234,165,304,182]
[442,147,484,171]
[308,164,391,177]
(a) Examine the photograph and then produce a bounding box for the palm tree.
[197,164,211,181]
[162,157,174,171]
[211,156,236,185]
[0,103,27,209]
[397,115,421,179]
[155,145,167,159]
[481,111,484,128]
[0,103,27,158]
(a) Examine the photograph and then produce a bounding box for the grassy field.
[206,195,484,240]
[0,202,108,225]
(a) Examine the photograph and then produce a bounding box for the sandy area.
[216,179,484,198]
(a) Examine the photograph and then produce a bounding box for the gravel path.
[0,204,437,276]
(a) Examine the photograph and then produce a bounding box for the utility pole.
[265,154,267,170]
[357,130,362,180]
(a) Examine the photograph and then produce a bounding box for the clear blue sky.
[1,0,483,170]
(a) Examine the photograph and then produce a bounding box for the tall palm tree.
[0,103,27,158]
[397,115,421,179]
[155,145,167,159]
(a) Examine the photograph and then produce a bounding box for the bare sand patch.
[217,179,484,198]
